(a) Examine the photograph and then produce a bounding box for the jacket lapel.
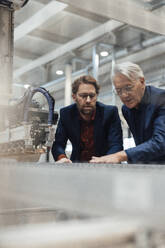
[127,109,137,138]
[144,105,154,130]
[94,105,103,154]
[71,105,81,145]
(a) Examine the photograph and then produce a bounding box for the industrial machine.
[0,87,58,161]
[0,0,29,9]
[0,1,59,161]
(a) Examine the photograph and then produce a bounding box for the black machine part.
[23,87,58,126]
[0,0,29,9]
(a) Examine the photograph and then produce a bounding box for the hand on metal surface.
[89,151,127,164]
[56,158,72,163]
[89,155,120,164]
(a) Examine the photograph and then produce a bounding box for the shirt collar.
[133,86,148,112]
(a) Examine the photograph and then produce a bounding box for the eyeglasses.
[114,85,135,96]
[78,93,97,100]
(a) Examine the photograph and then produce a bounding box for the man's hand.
[89,151,127,164]
[56,158,72,163]
[89,154,121,163]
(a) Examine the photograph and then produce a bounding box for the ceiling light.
[100,51,109,57]
[56,70,64,75]
[24,84,30,89]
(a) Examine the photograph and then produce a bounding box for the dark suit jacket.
[122,86,165,164]
[52,101,123,162]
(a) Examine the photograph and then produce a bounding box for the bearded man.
[52,75,123,163]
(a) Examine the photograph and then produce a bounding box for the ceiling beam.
[118,41,165,64]
[14,49,39,60]
[58,0,165,35]
[99,41,165,76]
[43,41,165,93]
[65,5,109,24]
[34,0,109,23]
[28,29,71,44]
[14,1,67,42]
[14,20,123,79]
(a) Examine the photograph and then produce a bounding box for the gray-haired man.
[90,62,165,164]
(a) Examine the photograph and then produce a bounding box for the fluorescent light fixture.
[24,84,30,89]
[100,51,109,57]
[14,1,67,42]
[56,70,64,75]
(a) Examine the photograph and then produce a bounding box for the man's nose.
[86,95,91,102]
[121,90,129,97]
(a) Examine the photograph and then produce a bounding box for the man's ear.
[140,77,145,86]
[72,93,76,102]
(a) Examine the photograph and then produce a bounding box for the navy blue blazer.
[122,86,165,164]
[52,101,123,162]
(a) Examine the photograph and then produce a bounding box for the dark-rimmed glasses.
[78,93,96,100]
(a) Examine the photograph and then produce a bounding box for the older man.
[90,62,165,164]
[52,75,123,163]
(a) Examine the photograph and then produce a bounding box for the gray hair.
[111,62,144,82]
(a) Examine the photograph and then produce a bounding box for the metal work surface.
[0,162,165,247]
[0,162,165,228]
[0,217,141,248]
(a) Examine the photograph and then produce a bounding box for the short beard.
[80,107,95,116]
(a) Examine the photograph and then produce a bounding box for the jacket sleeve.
[51,111,68,161]
[106,106,123,154]
[125,107,165,163]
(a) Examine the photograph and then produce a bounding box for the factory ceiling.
[13,0,165,107]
